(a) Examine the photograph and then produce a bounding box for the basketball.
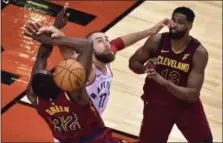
[53,59,86,92]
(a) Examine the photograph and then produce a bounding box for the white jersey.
[86,65,113,115]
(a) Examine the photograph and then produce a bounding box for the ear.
[189,23,193,30]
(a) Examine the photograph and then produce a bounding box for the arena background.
[1,1,222,142]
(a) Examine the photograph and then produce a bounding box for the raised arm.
[26,4,69,106]
[48,37,88,54]
[27,44,53,106]
[163,46,208,102]
[111,18,175,53]
[129,34,161,74]
[25,25,88,54]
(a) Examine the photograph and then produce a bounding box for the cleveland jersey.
[86,64,113,115]
[142,32,200,105]
[36,92,105,142]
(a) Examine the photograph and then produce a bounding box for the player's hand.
[147,69,167,86]
[144,58,159,73]
[37,25,65,38]
[144,58,166,86]
[30,3,68,38]
[24,23,57,45]
[162,18,176,28]
[53,2,70,29]
[150,18,176,35]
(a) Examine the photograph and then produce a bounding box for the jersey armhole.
[154,33,166,56]
[190,42,202,66]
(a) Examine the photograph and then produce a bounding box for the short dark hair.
[172,7,195,23]
[31,71,61,100]
[85,30,102,39]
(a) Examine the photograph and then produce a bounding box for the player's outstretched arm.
[163,46,208,102]
[129,34,160,74]
[111,18,175,53]
[27,44,53,106]
[24,26,88,54]
[48,37,89,54]
[26,4,68,106]
[36,25,84,59]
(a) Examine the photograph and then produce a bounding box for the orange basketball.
[53,59,86,92]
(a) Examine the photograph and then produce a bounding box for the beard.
[169,28,187,40]
[94,51,115,64]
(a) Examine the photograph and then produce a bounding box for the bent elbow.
[128,62,143,74]
[128,59,137,73]
[187,92,200,103]
[128,60,134,71]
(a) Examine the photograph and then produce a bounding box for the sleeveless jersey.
[142,32,200,105]
[36,92,105,142]
[86,64,113,115]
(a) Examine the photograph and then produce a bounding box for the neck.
[171,35,190,50]
[93,56,107,72]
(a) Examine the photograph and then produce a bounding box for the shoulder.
[192,45,208,71]
[143,33,162,54]
[190,36,208,57]
[193,44,208,60]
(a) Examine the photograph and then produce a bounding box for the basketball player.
[36,18,175,116]
[25,7,123,143]
[129,7,212,142]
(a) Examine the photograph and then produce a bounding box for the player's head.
[31,70,61,100]
[86,31,115,63]
[170,7,195,40]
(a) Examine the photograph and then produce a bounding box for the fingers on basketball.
[53,59,86,92]
[68,61,86,88]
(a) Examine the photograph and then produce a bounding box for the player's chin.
[95,53,115,64]
[106,53,115,63]
[169,33,181,40]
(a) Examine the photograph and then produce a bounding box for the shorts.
[139,99,213,143]
[53,128,122,143]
